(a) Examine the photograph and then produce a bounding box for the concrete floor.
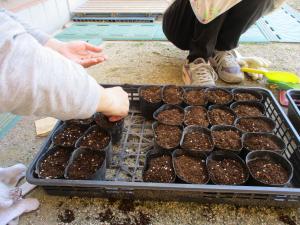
[1,1,300,224]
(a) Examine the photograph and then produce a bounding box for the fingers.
[236,58,248,67]
[260,58,272,68]
[108,116,123,122]
[239,57,272,69]
[84,42,102,52]
[79,57,107,68]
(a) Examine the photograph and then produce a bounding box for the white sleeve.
[0,13,101,120]
[1,8,50,45]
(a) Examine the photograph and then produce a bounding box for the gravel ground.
[87,42,300,86]
[1,1,300,224]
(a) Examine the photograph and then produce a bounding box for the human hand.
[45,39,107,67]
[236,56,270,81]
[232,49,271,81]
[97,87,129,121]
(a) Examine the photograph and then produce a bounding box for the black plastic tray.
[26,85,300,206]
[287,89,300,136]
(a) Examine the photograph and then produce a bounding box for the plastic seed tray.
[287,90,300,137]
[26,85,300,206]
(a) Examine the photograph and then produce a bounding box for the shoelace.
[213,51,237,71]
[192,62,218,83]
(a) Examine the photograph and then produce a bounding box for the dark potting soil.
[157,108,184,125]
[162,86,183,105]
[96,208,113,222]
[182,131,213,151]
[67,151,105,180]
[184,89,207,106]
[79,128,110,150]
[212,129,241,150]
[236,118,274,132]
[58,209,75,223]
[248,159,289,184]
[66,117,94,125]
[234,92,260,101]
[208,159,247,185]
[184,107,209,127]
[143,155,175,183]
[208,108,235,125]
[154,124,181,149]
[278,215,297,225]
[118,199,135,212]
[134,212,151,225]
[96,208,151,225]
[233,104,263,117]
[140,86,161,103]
[206,89,232,104]
[244,135,282,151]
[53,125,86,147]
[39,147,73,179]
[174,154,208,184]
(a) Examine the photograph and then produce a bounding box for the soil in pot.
[182,131,213,151]
[66,117,94,125]
[143,155,175,182]
[233,104,263,117]
[140,86,161,103]
[248,159,289,185]
[184,89,207,106]
[234,92,261,101]
[244,135,282,151]
[39,147,73,179]
[53,125,86,147]
[208,108,235,125]
[162,86,183,105]
[174,154,208,183]
[184,107,209,127]
[157,108,184,125]
[208,159,247,184]
[236,118,274,133]
[78,128,110,150]
[154,124,181,149]
[206,89,232,104]
[212,129,241,150]
[67,151,105,179]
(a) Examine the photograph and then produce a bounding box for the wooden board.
[73,0,171,14]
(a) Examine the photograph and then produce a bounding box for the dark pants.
[162,0,272,62]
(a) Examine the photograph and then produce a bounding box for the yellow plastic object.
[241,67,300,84]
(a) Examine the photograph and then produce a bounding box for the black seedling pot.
[246,150,293,187]
[232,88,263,102]
[207,150,249,185]
[139,85,163,120]
[172,149,209,184]
[152,121,183,152]
[180,125,214,155]
[65,147,106,180]
[94,112,124,144]
[75,125,112,167]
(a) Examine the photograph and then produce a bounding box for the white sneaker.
[210,50,244,83]
[182,58,218,86]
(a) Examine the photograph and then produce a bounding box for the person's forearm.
[0,13,101,120]
[1,8,50,45]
